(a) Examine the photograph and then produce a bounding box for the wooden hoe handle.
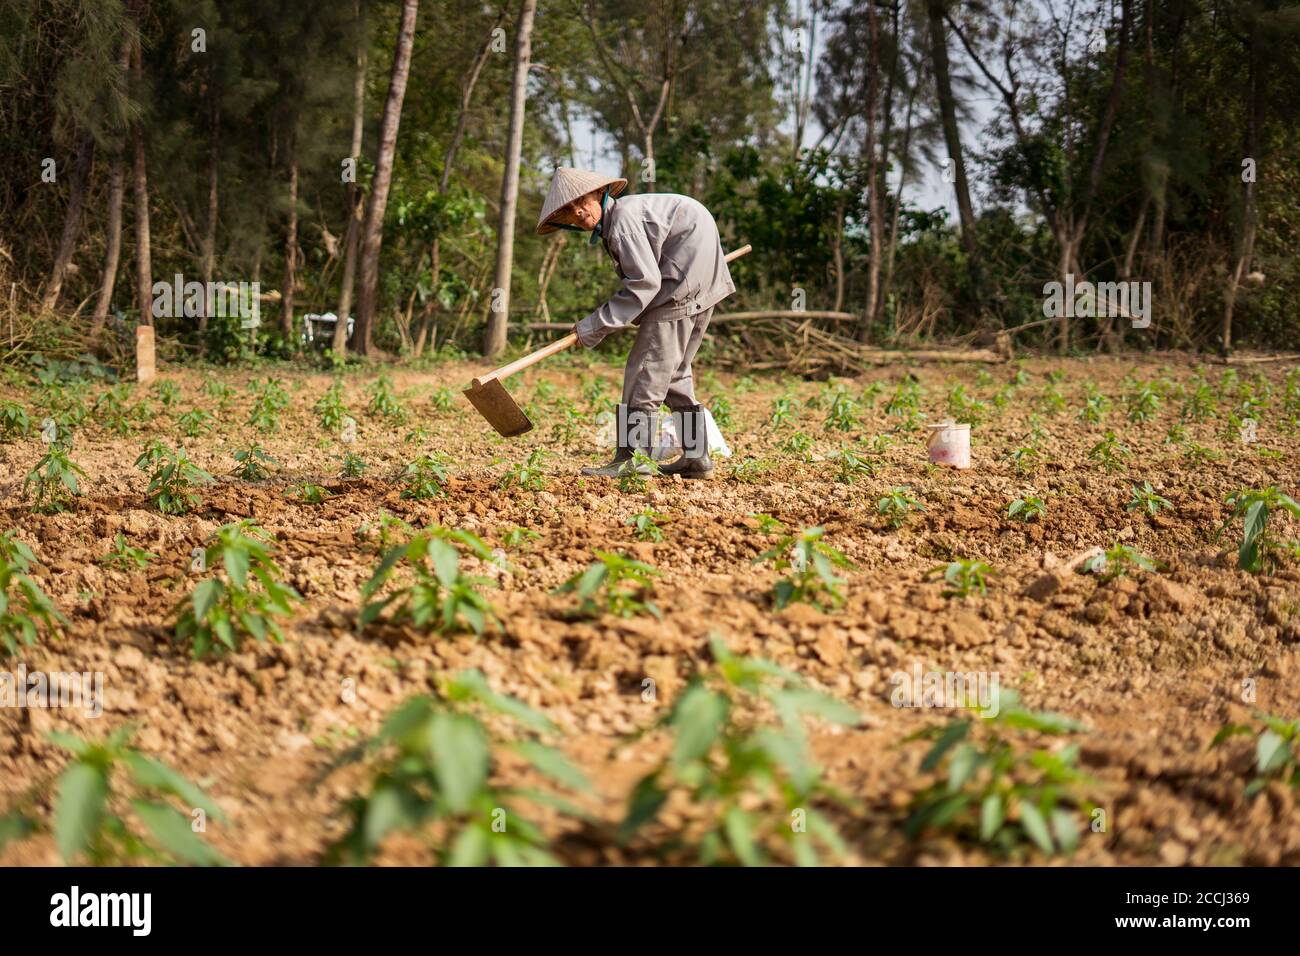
[471,244,754,388]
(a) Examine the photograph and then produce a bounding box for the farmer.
[536,167,735,480]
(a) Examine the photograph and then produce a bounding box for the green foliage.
[400,454,449,500]
[338,451,367,479]
[728,456,769,483]
[710,396,734,429]
[1127,481,1172,516]
[368,374,406,422]
[92,384,137,435]
[24,440,87,513]
[1007,496,1046,522]
[1125,381,1162,423]
[621,637,860,865]
[627,507,665,542]
[359,526,499,636]
[315,381,350,431]
[779,430,815,462]
[151,380,181,408]
[946,384,988,425]
[326,670,588,866]
[1077,389,1109,424]
[500,525,540,549]
[755,526,855,611]
[1211,713,1300,796]
[1218,487,1300,573]
[931,558,995,597]
[768,395,799,428]
[176,408,214,438]
[830,445,876,483]
[877,486,925,528]
[247,377,289,433]
[0,531,65,656]
[1004,445,1041,475]
[905,691,1094,857]
[0,400,30,442]
[747,512,787,535]
[142,445,214,515]
[1182,442,1220,465]
[295,482,332,505]
[99,532,157,571]
[42,726,227,865]
[616,450,658,493]
[557,551,660,619]
[1087,431,1130,471]
[823,391,862,431]
[231,443,276,480]
[499,449,547,491]
[173,521,300,658]
[429,385,457,412]
[1083,543,1159,581]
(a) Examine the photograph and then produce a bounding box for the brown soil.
[1,353,1298,866]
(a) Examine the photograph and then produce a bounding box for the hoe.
[464,244,752,437]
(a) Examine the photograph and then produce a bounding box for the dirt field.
[1,351,1298,866]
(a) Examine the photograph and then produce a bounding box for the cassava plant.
[620,636,860,866]
[755,526,855,611]
[0,531,65,656]
[359,526,499,636]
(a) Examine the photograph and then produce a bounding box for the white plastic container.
[927,421,971,469]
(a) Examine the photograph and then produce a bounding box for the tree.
[483,0,537,359]
[354,0,419,356]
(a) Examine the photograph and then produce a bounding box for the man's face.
[552,191,603,231]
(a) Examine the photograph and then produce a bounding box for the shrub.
[620,637,860,866]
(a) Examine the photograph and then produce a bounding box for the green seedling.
[1087,431,1130,471]
[0,531,65,656]
[400,455,449,500]
[325,670,588,866]
[359,526,499,636]
[627,507,665,542]
[1082,543,1158,581]
[557,551,660,619]
[173,520,301,658]
[0,401,31,442]
[1007,496,1046,522]
[24,441,87,513]
[144,445,214,515]
[1211,713,1300,796]
[830,446,875,484]
[1217,487,1300,574]
[99,533,157,571]
[877,487,925,528]
[905,690,1095,857]
[338,452,367,479]
[369,374,406,422]
[620,636,860,866]
[755,525,855,611]
[931,558,995,598]
[176,408,214,438]
[499,449,547,492]
[729,456,769,484]
[295,482,332,505]
[315,381,350,431]
[232,444,276,480]
[1127,481,1172,516]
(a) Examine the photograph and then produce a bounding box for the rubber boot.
[659,405,714,479]
[581,405,657,478]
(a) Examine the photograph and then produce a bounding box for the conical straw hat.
[536,167,628,235]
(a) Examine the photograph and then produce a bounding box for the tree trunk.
[925,0,977,259]
[41,133,96,313]
[483,0,537,358]
[354,0,419,356]
[90,157,127,336]
[281,145,298,343]
[334,0,368,357]
[859,0,882,342]
[1222,19,1259,356]
[200,65,219,332]
[132,35,153,327]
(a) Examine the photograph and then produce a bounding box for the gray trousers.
[621,305,714,410]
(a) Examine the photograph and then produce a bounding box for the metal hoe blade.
[463,378,534,437]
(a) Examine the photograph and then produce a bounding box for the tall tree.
[40,134,95,312]
[333,0,368,357]
[483,0,537,358]
[354,0,419,356]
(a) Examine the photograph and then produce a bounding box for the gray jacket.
[575,193,736,348]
